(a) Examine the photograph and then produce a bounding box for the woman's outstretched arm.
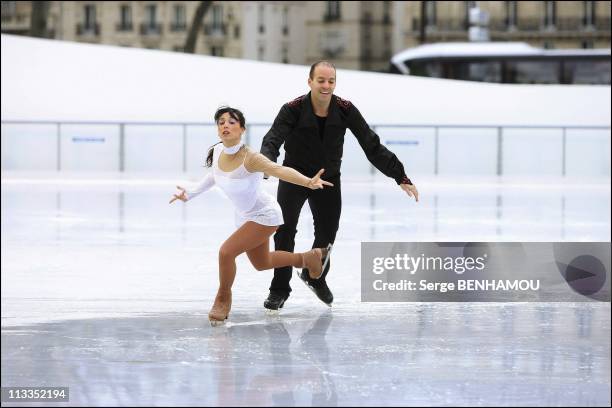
[244,151,333,190]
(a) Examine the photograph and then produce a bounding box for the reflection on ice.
[1,304,609,406]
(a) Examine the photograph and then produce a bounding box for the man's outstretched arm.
[348,103,419,201]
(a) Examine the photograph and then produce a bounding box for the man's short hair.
[309,61,336,79]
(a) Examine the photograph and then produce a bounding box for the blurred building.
[1,1,610,72]
[396,1,611,51]
[241,2,306,64]
[305,1,394,71]
[1,2,246,56]
[0,1,306,62]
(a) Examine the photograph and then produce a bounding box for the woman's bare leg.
[209,222,278,322]
[218,222,278,291]
[210,222,325,322]
[246,238,304,271]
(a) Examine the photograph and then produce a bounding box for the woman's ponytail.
[205,142,222,167]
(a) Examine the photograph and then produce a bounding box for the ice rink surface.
[1,174,610,406]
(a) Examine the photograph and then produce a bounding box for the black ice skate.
[264,291,288,313]
[297,243,334,306]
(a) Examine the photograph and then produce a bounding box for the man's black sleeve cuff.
[396,175,413,185]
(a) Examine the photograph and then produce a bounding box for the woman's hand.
[307,169,334,190]
[169,185,188,204]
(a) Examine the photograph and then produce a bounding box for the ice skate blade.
[321,243,333,275]
[265,309,280,316]
[209,318,227,327]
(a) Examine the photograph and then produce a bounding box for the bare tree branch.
[184,1,213,53]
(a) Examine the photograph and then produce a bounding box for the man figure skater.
[260,61,419,311]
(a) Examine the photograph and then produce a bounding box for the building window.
[425,1,436,27]
[204,5,224,35]
[282,6,289,35]
[172,4,186,31]
[211,46,224,57]
[282,46,289,64]
[505,1,517,28]
[258,45,265,61]
[583,1,596,27]
[258,4,265,34]
[119,5,132,31]
[140,4,161,35]
[84,5,96,29]
[145,5,157,27]
[543,1,556,28]
[383,1,391,24]
[325,1,341,22]
[2,1,16,17]
[581,40,594,49]
[78,4,99,35]
[212,4,223,30]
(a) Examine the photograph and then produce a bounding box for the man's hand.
[169,185,188,204]
[400,183,419,202]
[307,169,334,190]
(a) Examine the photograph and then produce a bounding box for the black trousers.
[270,175,341,295]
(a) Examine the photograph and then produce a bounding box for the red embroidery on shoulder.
[335,96,352,109]
[287,96,303,107]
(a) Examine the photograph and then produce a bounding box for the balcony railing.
[359,14,393,25]
[1,13,28,24]
[204,23,226,36]
[492,17,611,32]
[140,23,162,36]
[323,14,341,23]
[76,23,100,36]
[412,18,469,32]
[413,17,612,33]
[170,22,187,32]
[489,18,538,31]
[115,22,133,32]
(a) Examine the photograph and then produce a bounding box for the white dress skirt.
[233,190,283,228]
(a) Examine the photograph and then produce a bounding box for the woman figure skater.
[170,106,332,325]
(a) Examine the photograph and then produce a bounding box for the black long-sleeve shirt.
[261,92,410,185]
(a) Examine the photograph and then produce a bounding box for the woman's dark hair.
[205,106,246,167]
